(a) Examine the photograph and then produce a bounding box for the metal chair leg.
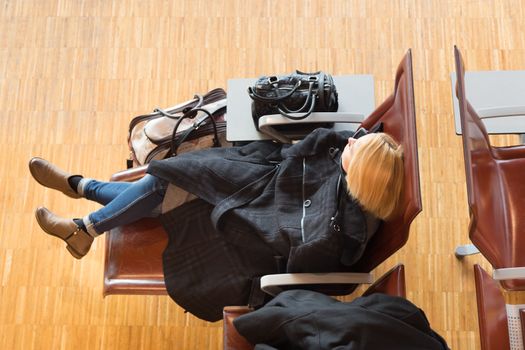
[455,244,480,258]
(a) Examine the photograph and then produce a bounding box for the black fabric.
[148,128,379,321]
[160,199,277,321]
[234,290,450,350]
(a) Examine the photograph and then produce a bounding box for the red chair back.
[353,49,422,272]
[474,264,510,350]
[455,47,525,290]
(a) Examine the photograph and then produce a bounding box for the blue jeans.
[80,174,169,236]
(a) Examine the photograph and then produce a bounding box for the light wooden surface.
[2,0,525,349]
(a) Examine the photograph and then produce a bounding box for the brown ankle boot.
[29,157,82,199]
[35,207,94,259]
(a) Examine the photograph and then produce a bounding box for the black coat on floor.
[234,290,450,350]
[147,128,378,321]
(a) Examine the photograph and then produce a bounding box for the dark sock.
[73,218,87,233]
[68,176,83,193]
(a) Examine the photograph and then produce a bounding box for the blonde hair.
[345,133,404,220]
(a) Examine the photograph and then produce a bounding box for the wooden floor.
[2,0,525,348]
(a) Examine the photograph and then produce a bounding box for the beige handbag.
[127,88,227,167]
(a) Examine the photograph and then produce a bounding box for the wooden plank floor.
[2,0,525,348]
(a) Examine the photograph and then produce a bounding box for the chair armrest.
[477,106,525,120]
[258,112,364,143]
[493,267,525,281]
[260,272,373,296]
[110,165,148,182]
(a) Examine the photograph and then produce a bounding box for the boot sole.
[35,210,84,259]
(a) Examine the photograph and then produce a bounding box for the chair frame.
[454,46,525,290]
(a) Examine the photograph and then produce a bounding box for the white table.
[227,75,376,142]
[450,71,525,138]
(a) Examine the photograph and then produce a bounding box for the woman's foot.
[29,157,82,199]
[35,207,94,259]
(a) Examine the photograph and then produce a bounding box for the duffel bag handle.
[170,108,221,156]
[128,88,225,134]
[153,94,204,118]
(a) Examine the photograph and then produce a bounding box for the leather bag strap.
[247,80,302,102]
[277,89,317,120]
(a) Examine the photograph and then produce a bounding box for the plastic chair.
[223,264,407,350]
[259,49,422,295]
[454,46,525,291]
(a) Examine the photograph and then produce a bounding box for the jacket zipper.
[301,157,306,242]
[330,174,343,232]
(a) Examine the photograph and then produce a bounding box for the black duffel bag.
[248,71,339,133]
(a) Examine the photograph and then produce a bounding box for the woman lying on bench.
[29,128,403,266]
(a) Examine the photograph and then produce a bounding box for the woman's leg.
[82,174,169,237]
[28,157,134,205]
[31,157,171,259]
[78,179,134,205]
[35,174,168,259]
